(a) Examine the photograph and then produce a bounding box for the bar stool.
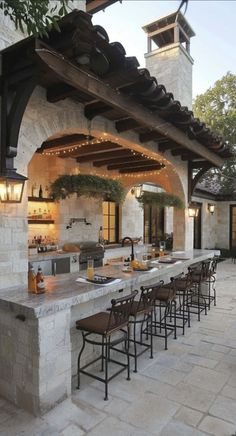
[187,261,209,321]
[141,280,177,350]
[202,257,218,309]
[170,272,192,335]
[76,290,137,400]
[128,282,163,372]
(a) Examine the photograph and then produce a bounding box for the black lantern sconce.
[0,169,27,203]
[208,204,215,215]
[188,203,199,218]
[131,185,143,199]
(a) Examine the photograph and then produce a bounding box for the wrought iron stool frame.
[76,290,137,400]
[141,280,177,351]
[170,272,191,335]
[187,261,209,321]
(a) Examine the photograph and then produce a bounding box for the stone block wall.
[145,43,193,109]
[0,306,71,415]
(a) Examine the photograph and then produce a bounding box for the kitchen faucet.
[121,236,134,261]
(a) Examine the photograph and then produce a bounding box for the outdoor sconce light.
[131,185,143,199]
[208,204,215,215]
[188,203,199,218]
[0,169,27,203]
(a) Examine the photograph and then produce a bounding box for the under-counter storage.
[29,254,79,276]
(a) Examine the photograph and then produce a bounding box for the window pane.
[103,229,109,241]
[103,202,109,214]
[109,202,116,214]
[109,230,115,242]
[103,216,108,228]
[109,216,115,227]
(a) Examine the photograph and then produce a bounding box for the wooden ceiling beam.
[84,101,113,120]
[171,147,189,156]
[107,159,159,170]
[158,142,181,152]
[190,161,210,169]
[93,154,148,167]
[115,118,141,132]
[119,164,162,173]
[77,149,132,163]
[47,83,78,103]
[36,47,224,167]
[40,134,89,151]
[139,131,168,143]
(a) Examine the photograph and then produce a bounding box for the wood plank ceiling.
[39,134,165,174]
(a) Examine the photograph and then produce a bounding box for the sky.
[92,0,236,99]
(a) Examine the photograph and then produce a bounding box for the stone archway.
[0,85,192,289]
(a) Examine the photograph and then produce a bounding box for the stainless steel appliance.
[62,241,105,271]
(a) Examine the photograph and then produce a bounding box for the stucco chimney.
[143,11,195,109]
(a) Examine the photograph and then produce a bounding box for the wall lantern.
[208,204,215,215]
[0,169,27,203]
[131,185,143,199]
[188,203,199,218]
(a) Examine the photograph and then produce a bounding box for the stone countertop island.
[0,250,216,416]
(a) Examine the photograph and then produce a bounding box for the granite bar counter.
[0,250,216,416]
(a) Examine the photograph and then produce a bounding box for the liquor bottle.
[31,183,37,198]
[98,226,104,243]
[39,184,43,198]
[36,266,46,294]
[28,265,37,293]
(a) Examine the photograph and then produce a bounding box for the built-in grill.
[63,241,104,270]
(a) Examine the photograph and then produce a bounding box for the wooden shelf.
[28,197,54,202]
[28,219,54,224]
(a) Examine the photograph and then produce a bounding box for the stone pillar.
[173,207,193,251]
[0,307,71,416]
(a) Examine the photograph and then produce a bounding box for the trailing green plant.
[136,191,184,209]
[50,174,125,203]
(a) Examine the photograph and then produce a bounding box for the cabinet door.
[30,260,52,276]
[52,257,70,275]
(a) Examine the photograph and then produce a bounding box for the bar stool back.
[141,280,176,350]
[76,290,137,400]
[128,281,163,372]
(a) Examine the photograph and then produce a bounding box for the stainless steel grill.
[64,241,104,270]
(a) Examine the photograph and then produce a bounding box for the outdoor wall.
[145,43,193,109]
[192,196,217,249]
[121,189,144,240]
[0,9,192,290]
[216,201,236,250]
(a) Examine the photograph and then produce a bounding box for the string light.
[42,137,110,156]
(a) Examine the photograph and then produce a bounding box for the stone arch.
[17,86,190,251]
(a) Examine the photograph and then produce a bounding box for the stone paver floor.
[1,260,236,435]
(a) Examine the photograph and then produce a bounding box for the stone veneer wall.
[0,9,193,290]
[145,43,193,109]
[192,196,217,249]
[216,201,236,250]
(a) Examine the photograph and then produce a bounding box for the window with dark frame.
[144,205,164,244]
[102,201,119,244]
[230,205,236,249]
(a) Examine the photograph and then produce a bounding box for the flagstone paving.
[1,259,236,435]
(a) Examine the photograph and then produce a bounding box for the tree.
[193,72,236,195]
[0,0,73,37]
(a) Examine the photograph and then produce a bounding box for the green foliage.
[136,192,184,209]
[193,72,236,195]
[50,174,125,203]
[0,0,72,37]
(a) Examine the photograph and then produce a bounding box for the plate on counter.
[86,275,115,284]
[133,266,153,272]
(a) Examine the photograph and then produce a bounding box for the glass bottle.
[31,183,37,198]
[28,265,37,293]
[87,258,94,280]
[39,184,43,198]
[36,266,46,294]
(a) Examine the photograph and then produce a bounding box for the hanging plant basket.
[50,174,125,203]
[136,191,184,209]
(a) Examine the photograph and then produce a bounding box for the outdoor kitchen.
[0,3,231,421]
